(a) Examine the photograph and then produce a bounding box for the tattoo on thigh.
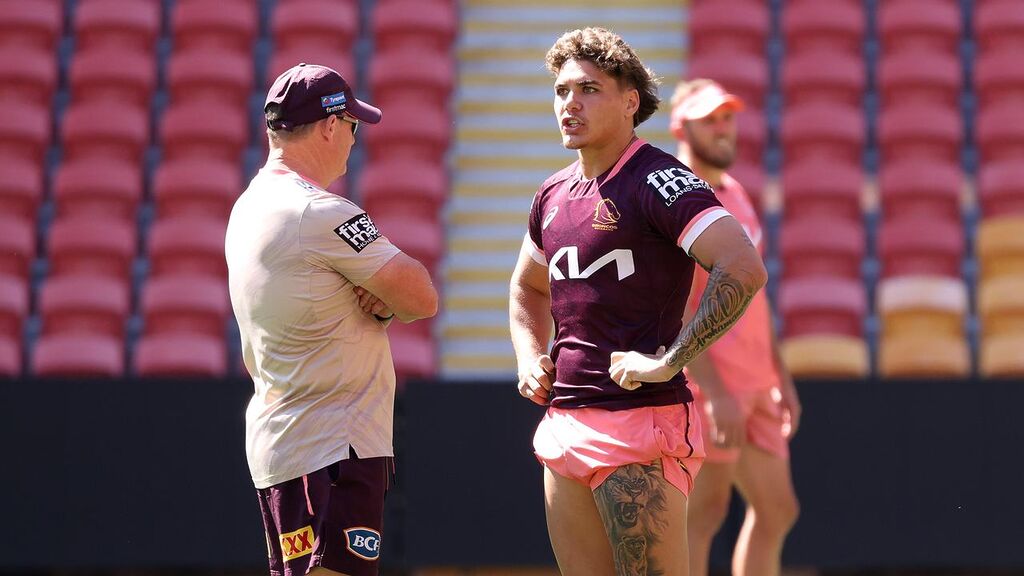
[594,461,670,576]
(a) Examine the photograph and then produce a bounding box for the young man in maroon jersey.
[509,28,768,576]
[671,78,801,576]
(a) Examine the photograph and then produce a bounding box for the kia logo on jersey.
[344,527,382,560]
[548,247,635,281]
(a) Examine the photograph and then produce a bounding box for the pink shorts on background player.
[533,403,705,497]
[692,385,789,463]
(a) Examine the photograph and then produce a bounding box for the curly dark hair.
[544,27,661,127]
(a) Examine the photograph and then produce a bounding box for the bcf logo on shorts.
[279,525,314,561]
[344,527,382,560]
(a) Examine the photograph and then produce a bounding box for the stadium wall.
[1,377,1020,570]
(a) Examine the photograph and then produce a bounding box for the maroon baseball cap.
[264,63,382,130]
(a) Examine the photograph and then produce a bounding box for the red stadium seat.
[878,49,960,108]
[272,0,359,54]
[0,216,35,281]
[0,100,50,166]
[0,161,43,221]
[370,46,455,111]
[62,100,149,162]
[0,334,19,377]
[389,325,436,385]
[974,0,1024,53]
[878,0,962,54]
[783,0,864,56]
[134,333,227,377]
[373,214,443,275]
[781,158,864,222]
[878,102,961,164]
[159,101,248,163]
[689,0,770,55]
[39,275,129,338]
[979,159,1024,218]
[359,157,447,219]
[364,103,449,163]
[48,216,136,281]
[372,0,458,52]
[977,100,1024,164]
[69,47,156,108]
[782,49,864,107]
[735,110,767,168]
[154,157,240,219]
[726,162,765,212]
[147,216,228,280]
[267,46,356,89]
[780,217,864,280]
[879,157,962,220]
[976,48,1024,107]
[0,45,58,103]
[172,0,258,53]
[687,51,768,112]
[32,333,124,377]
[53,157,143,220]
[141,274,229,338]
[74,0,161,54]
[167,48,253,105]
[781,101,864,164]
[0,0,62,49]
[0,275,28,345]
[878,215,964,278]
[779,276,866,338]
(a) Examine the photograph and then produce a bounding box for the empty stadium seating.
[32,333,124,377]
[879,157,963,220]
[167,48,254,104]
[782,101,864,164]
[372,0,457,52]
[878,215,964,278]
[369,46,456,111]
[147,217,229,280]
[47,217,137,281]
[783,49,864,107]
[0,161,43,221]
[134,332,227,377]
[0,216,34,282]
[974,0,1024,53]
[979,160,1024,218]
[878,49,961,108]
[877,276,971,377]
[153,157,241,219]
[878,0,962,55]
[272,0,360,54]
[976,48,1024,106]
[780,335,869,378]
[39,275,130,339]
[61,100,149,162]
[0,45,58,103]
[688,51,769,111]
[782,0,864,56]
[781,158,864,222]
[0,0,63,50]
[141,275,229,338]
[779,277,866,338]
[878,102,961,163]
[171,0,258,54]
[976,100,1024,164]
[0,101,50,166]
[977,216,1024,281]
[780,217,865,280]
[69,47,156,108]
[53,157,143,220]
[359,158,447,219]
[688,0,769,55]
[0,275,28,353]
[159,101,248,163]
[74,0,161,54]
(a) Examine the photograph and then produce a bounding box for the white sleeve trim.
[680,208,731,254]
[526,233,546,265]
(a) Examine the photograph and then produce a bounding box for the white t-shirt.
[226,166,401,489]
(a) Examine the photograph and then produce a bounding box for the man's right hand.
[517,355,555,405]
[703,393,744,448]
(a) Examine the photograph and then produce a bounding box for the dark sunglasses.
[338,114,359,135]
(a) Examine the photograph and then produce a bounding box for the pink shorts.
[533,403,705,497]
[692,385,789,463]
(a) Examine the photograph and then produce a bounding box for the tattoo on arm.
[667,260,760,370]
[593,461,670,576]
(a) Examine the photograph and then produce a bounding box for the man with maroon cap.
[226,63,437,576]
[510,28,768,575]
[669,78,801,576]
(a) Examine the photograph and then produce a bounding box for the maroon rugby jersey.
[526,138,729,410]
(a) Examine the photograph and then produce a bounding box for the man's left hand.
[776,374,802,439]
[609,346,676,390]
[353,286,393,319]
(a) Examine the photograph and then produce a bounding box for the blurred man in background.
[669,78,801,576]
[226,63,437,576]
[511,28,767,575]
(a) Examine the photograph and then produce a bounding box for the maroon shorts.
[257,449,394,576]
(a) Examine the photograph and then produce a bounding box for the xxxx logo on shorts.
[279,525,315,561]
[344,526,382,560]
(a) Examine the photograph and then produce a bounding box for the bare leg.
[593,459,690,576]
[544,465,617,576]
[732,446,799,576]
[686,460,738,576]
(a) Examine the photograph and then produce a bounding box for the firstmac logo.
[646,168,711,207]
[549,247,635,281]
